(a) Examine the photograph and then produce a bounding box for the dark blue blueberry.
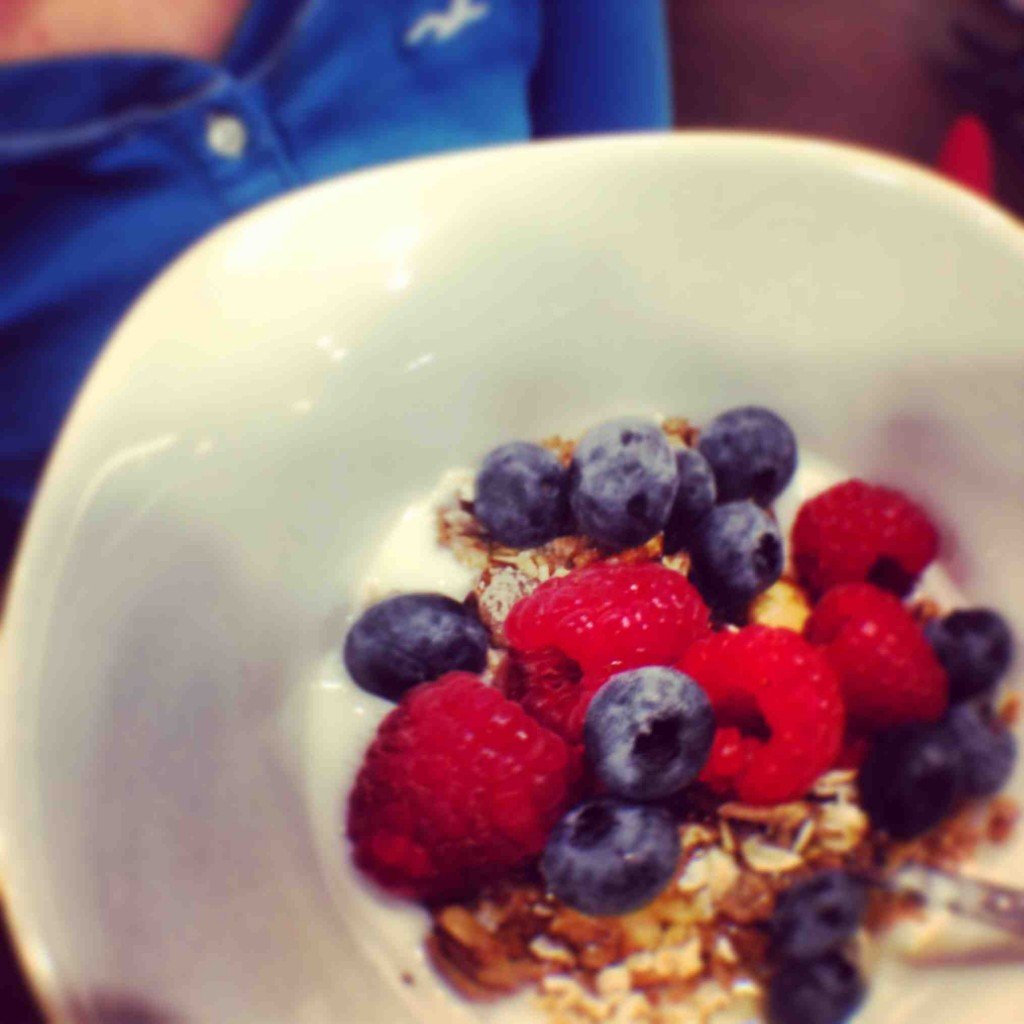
[343,593,489,701]
[541,799,680,917]
[767,955,866,1024]
[584,667,715,801]
[946,702,1018,798]
[925,609,1014,703]
[474,442,570,548]
[859,724,964,840]
[689,501,784,620]
[770,872,868,962]
[698,406,797,505]
[569,418,678,549]
[663,447,717,554]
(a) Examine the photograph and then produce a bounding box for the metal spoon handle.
[891,864,1024,939]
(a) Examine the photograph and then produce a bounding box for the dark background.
[2,1,1021,1021]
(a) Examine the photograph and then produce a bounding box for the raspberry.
[346,673,575,901]
[678,626,845,805]
[791,480,939,596]
[506,563,711,675]
[504,647,590,741]
[805,583,948,730]
[504,564,711,739]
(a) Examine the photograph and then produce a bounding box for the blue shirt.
[0,0,670,572]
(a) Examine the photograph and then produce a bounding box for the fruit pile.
[342,407,1017,1024]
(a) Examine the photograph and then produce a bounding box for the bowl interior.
[2,135,1024,1024]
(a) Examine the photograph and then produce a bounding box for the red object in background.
[938,114,995,197]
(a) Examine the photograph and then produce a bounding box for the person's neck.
[0,0,252,64]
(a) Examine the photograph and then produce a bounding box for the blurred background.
[2,0,1023,1021]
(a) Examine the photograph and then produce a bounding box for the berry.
[569,418,678,549]
[767,955,865,1024]
[924,609,1014,703]
[688,501,784,620]
[946,702,1017,798]
[698,406,797,505]
[505,564,711,741]
[504,647,586,742]
[474,442,570,548]
[805,584,948,730]
[770,872,868,962]
[344,593,489,701]
[663,447,717,553]
[583,667,715,800]
[679,626,845,805]
[507,562,711,678]
[791,479,939,597]
[858,724,963,839]
[347,673,575,901]
[541,798,680,916]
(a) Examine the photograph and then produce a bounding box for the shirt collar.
[0,0,312,155]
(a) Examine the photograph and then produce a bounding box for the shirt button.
[206,112,248,158]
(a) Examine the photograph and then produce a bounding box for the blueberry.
[688,501,784,620]
[663,447,717,554]
[946,702,1018,798]
[770,872,868,962]
[343,593,489,701]
[859,724,964,839]
[925,609,1014,703]
[767,954,866,1024]
[584,667,715,801]
[541,799,680,917]
[698,406,798,506]
[474,442,570,548]
[569,418,678,549]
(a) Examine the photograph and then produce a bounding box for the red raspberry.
[505,564,711,673]
[346,673,575,901]
[504,564,711,740]
[503,647,590,742]
[805,583,948,730]
[791,480,939,596]
[679,626,845,805]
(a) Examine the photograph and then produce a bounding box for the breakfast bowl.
[1,133,1023,1024]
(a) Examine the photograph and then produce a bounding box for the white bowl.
[2,134,1024,1024]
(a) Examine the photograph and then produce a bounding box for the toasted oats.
[679,824,718,851]
[740,836,804,875]
[691,980,731,1019]
[815,802,869,854]
[608,536,665,566]
[999,692,1021,728]
[531,936,577,966]
[661,418,700,447]
[704,849,742,901]
[677,853,711,895]
[987,796,1020,843]
[621,912,663,954]
[811,769,858,800]
[718,821,737,855]
[597,965,634,999]
[718,872,775,925]
[719,802,809,832]
[661,551,693,576]
[541,436,577,467]
[626,939,703,985]
[475,566,538,642]
[792,818,816,855]
[748,580,812,633]
[909,597,942,624]
[437,906,497,950]
[713,936,739,966]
